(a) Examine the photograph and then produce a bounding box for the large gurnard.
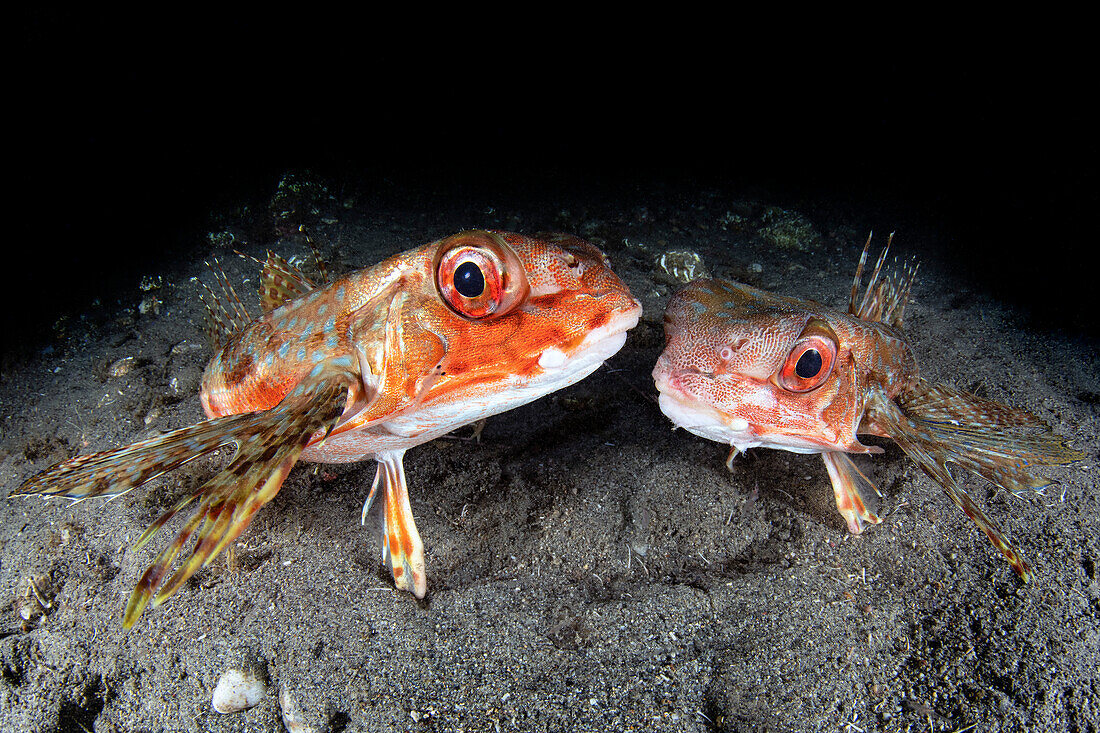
[14,230,642,627]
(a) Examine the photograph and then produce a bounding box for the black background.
[9,12,1095,348]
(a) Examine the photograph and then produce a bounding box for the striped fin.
[14,362,355,628]
[361,450,426,597]
[868,382,1083,580]
[255,231,329,311]
[12,412,258,502]
[367,449,422,598]
[198,258,254,349]
[257,250,316,312]
[896,379,1084,495]
[848,232,919,328]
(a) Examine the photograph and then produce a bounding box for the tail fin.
[13,363,353,628]
[870,380,1084,580]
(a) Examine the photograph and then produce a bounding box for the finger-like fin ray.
[363,450,426,598]
[822,451,883,534]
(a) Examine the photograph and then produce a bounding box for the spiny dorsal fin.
[201,234,332,347]
[848,232,919,328]
[257,250,316,312]
[198,259,253,349]
[240,229,330,312]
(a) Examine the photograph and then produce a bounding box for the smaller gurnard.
[652,234,1082,579]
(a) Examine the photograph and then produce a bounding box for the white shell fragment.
[212,667,268,714]
[656,250,709,284]
[280,686,322,733]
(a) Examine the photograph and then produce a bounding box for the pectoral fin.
[15,360,356,628]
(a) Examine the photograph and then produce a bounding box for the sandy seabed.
[2,178,1097,732]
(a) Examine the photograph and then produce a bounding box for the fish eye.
[777,323,837,393]
[434,231,529,320]
[795,348,823,379]
[453,261,485,298]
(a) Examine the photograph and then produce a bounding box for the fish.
[652,233,1082,580]
[13,230,642,627]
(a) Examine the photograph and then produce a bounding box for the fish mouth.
[539,296,642,374]
[653,362,839,455]
[655,383,763,450]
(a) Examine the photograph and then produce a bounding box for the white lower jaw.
[657,392,763,450]
[379,308,640,442]
[656,389,829,455]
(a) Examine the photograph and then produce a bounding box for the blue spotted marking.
[297,346,307,360]
[278,342,290,359]
[336,285,346,301]
[318,304,328,317]
[311,351,325,362]
[691,301,706,315]
[326,333,339,349]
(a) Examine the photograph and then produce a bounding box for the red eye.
[777,320,838,392]
[434,231,529,319]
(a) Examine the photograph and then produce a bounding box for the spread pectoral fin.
[17,360,356,628]
[863,384,1079,581]
[122,363,355,627]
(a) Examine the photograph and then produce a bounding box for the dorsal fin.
[848,232,919,328]
[201,234,331,348]
[241,230,329,312]
[256,250,316,312]
[198,259,253,349]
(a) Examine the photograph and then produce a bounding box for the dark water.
[9,15,1095,351]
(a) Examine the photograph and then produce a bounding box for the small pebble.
[212,668,267,714]
[108,356,135,377]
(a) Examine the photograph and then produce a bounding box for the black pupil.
[454,261,485,298]
[795,348,823,379]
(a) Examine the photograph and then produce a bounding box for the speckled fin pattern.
[257,250,317,312]
[867,380,1084,580]
[14,362,355,628]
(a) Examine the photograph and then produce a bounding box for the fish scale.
[654,233,1082,580]
[13,229,642,627]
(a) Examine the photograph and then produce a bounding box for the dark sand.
[1,177,1096,732]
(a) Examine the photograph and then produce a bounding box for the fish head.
[653,278,874,455]
[428,229,641,388]
[351,230,642,437]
